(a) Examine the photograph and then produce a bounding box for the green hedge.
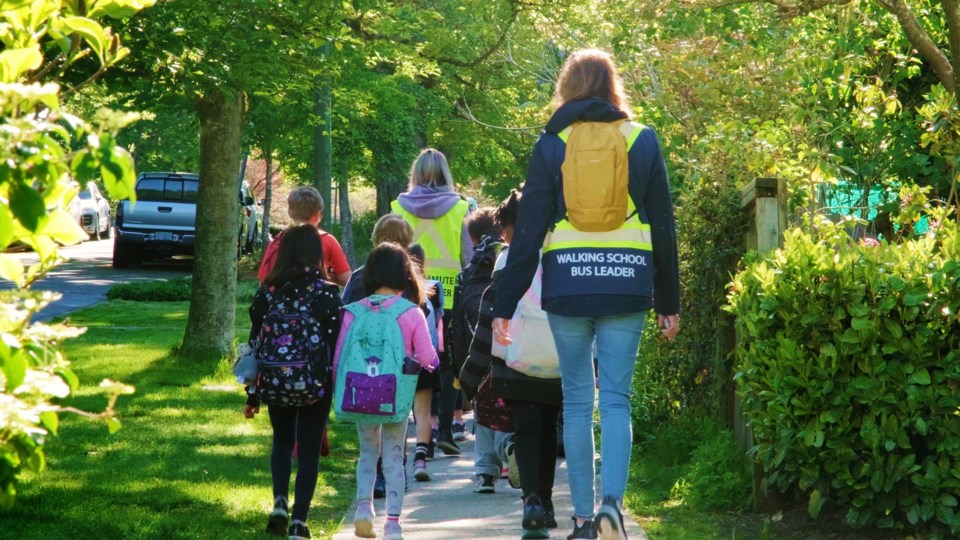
[106,277,193,301]
[726,217,960,533]
[632,180,746,435]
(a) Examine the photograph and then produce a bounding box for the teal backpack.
[334,295,420,425]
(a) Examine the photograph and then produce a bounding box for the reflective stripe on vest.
[543,121,654,301]
[391,198,469,310]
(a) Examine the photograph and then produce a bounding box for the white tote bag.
[490,248,560,379]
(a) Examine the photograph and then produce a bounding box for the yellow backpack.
[560,120,634,232]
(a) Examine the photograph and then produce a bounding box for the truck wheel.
[113,238,133,268]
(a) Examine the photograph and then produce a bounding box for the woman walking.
[391,148,473,455]
[491,49,681,540]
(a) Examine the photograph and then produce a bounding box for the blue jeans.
[548,311,646,519]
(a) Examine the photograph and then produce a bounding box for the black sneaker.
[473,473,495,493]
[288,521,311,540]
[595,496,628,540]
[567,518,597,540]
[265,498,288,536]
[521,493,549,539]
[436,426,461,455]
[544,501,558,529]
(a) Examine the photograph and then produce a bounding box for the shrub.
[107,277,193,301]
[678,424,751,511]
[726,214,960,533]
[632,180,746,435]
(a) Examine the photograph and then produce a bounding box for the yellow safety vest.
[541,122,654,301]
[391,198,470,310]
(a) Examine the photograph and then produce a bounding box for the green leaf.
[0,254,25,287]
[809,489,825,518]
[42,209,87,246]
[55,367,80,391]
[0,205,13,250]
[58,16,109,65]
[105,416,122,435]
[9,182,46,232]
[99,145,136,201]
[39,411,59,436]
[909,368,931,386]
[2,349,28,390]
[0,45,43,82]
[904,291,926,306]
[915,417,928,435]
[88,0,158,20]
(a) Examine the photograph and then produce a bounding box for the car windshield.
[78,191,93,200]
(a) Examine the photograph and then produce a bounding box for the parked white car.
[75,181,111,240]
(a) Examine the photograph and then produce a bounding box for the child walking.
[244,225,342,540]
[334,243,439,540]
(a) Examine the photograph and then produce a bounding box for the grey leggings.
[356,419,408,515]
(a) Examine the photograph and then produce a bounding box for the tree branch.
[940,0,960,95]
[881,0,955,93]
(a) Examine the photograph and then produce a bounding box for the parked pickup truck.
[113,172,200,268]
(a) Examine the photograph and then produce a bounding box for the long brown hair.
[551,49,632,116]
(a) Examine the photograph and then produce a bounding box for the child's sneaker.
[452,421,467,441]
[288,520,311,540]
[353,500,376,539]
[413,459,430,481]
[567,518,597,540]
[506,439,521,489]
[473,473,495,493]
[384,519,404,540]
[595,496,628,540]
[265,497,288,536]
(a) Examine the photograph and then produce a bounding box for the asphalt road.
[2,239,191,321]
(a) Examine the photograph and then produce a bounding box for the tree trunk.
[376,176,406,216]
[182,89,244,361]
[338,169,355,267]
[261,148,273,250]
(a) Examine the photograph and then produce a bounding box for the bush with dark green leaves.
[632,180,746,436]
[726,215,960,533]
[107,277,193,302]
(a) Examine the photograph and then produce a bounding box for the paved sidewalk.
[332,416,648,540]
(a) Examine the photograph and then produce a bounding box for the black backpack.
[450,236,502,374]
[256,278,330,407]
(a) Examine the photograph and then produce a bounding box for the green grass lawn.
[3,299,357,540]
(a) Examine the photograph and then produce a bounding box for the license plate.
[152,232,175,241]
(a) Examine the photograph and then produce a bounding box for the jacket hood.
[544,98,628,134]
[396,185,463,219]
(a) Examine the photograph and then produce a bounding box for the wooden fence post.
[736,177,786,511]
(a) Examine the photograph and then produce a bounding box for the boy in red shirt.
[258,186,352,286]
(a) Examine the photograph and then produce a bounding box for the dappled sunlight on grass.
[4,299,358,540]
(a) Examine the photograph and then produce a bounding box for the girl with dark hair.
[245,224,342,540]
[336,243,438,540]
